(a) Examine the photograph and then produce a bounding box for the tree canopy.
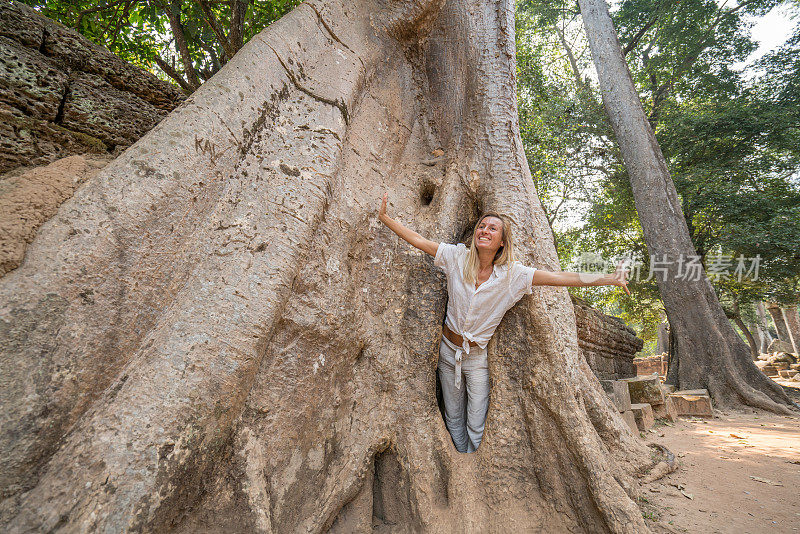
[516,0,800,350]
[22,0,300,92]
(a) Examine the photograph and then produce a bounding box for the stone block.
[769,352,797,364]
[634,355,666,376]
[760,365,778,377]
[0,104,106,172]
[620,410,638,433]
[651,397,678,423]
[0,2,47,47]
[571,295,643,381]
[62,71,169,149]
[600,380,631,412]
[0,36,68,120]
[669,393,713,418]
[660,383,676,394]
[768,339,795,353]
[672,389,709,397]
[630,403,655,431]
[622,373,665,406]
[0,2,184,173]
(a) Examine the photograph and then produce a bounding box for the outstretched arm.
[378,193,439,257]
[532,262,631,295]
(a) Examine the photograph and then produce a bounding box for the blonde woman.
[378,193,630,453]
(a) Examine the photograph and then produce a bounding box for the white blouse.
[434,243,537,387]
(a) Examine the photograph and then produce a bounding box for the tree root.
[640,444,677,484]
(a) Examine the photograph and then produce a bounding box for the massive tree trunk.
[0,1,663,532]
[577,0,797,413]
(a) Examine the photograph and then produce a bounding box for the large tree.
[0,0,665,532]
[577,0,798,412]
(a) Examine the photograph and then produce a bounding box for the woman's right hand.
[376,192,439,256]
[379,193,389,222]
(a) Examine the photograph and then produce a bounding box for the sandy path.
[642,406,800,533]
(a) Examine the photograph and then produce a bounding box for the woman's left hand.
[610,261,631,295]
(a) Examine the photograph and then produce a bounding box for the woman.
[378,194,630,453]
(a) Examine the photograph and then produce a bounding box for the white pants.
[437,339,490,453]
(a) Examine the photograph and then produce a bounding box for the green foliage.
[516,3,610,228]
[23,0,162,70]
[759,24,800,112]
[515,0,800,345]
[614,0,768,117]
[23,0,300,91]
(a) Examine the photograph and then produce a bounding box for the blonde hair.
[463,212,516,286]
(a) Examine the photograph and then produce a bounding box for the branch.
[198,67,216,81]
[207,43,222,71]
[554,24,586,92]
[154,54,193,93]
[648,0,758,122]
[155,0,201,90]
[196,37,223,73]
[622,13,659,57]
[74,0,126,30]
[196,0,235,59]
[228,0,249,53]
[108,0,134,50]
[99,6,118,37]
[549,194,569,224]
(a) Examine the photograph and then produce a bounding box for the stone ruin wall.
[572,295,642,380]
[633,354,667,376]
[0,2,644,377]
[0,1,185,276]
[0,1,184,174]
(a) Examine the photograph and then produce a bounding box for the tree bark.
[734,317,759,360]
[577,0,797,413]
[655,311,669,355]
[228,0,249,52]
[756,301,775,353]
[754,323,768,355]
[0,1,663,532]
[782,305,800,354]
[766,302,792,344]
[731,299,758,360]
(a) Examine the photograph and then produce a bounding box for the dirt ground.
[643,380,800,533]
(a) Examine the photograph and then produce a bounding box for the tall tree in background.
[578,0,797,412]
[515,0,800,354]
[22,0,300,92]
[516,1,667,344]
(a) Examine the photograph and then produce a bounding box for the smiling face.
[473,215,505,256]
